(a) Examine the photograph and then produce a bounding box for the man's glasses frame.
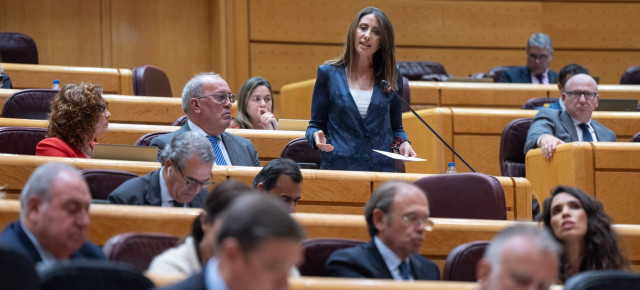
[198,92,236,104]
[565,91,598,100]
[173,163,214,188]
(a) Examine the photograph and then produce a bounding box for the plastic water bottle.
[446,162,457,174]
[52,79,60,89]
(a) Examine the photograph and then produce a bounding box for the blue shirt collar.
[204,257,228,290]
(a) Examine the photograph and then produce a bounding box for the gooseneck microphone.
[381,80,475,172]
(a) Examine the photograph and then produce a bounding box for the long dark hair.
[541,185,625,282]
[326,6,398,90]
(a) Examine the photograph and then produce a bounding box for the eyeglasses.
[565,91,598,100]
[174,164,215,188]
[198,92,236,104]
[527,53,549,61]
[402,213,434,231]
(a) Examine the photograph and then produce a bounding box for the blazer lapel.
[367,241,394,279]
[144,169,163,206]
[559,111,579,141]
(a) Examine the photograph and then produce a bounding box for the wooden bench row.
[279,79,640,120]
[0,154,531,219]
[0,200,638,274]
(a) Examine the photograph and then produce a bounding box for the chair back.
[1,89,57,119]
[0,247,39,290]
[397,61,448,81]
[80,169,138,200]
[0,32,39,64]
[564,270,640,290]
[401,76,411,113]
[132,65,172,97]
[103,232,180,272]
[38,260,154,290]
[413,173,506,219]
[499,118,532,177]
[620,66,640,85]
[0,127,48,155]
[172,115,188,126]
[134,131,169,146]
[443,241,489,282]
[488,66,520,82]
[522,97,559,110]
[280,137,321,168]
[299,238,365,277]
[631,131,640,142]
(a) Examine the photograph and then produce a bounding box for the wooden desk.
[526,142,640,224]
[1,63,133,95]
[0,154,530,219]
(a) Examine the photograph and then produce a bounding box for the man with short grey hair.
[0,162,105,264]
[151,72,260,166]
[325,181,439,280]
[109,131,215,207]
[499,33,558,84]
[477,224,561,290]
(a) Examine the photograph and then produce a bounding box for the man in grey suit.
[108,131,214,207]
[151,72,260,167]
[525,74,616,159]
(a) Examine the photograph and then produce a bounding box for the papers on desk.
[373,149,427,162]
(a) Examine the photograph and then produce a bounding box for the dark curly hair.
[541,185,626,282]
[47,83,107,150]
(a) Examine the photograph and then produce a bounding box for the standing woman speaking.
[305,6,416,172]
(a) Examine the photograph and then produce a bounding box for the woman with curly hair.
[36,83,110,158]
[541,185,626,282]
[230,76,277,130]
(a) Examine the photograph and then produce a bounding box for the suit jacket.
[150,123,260,167]
[325,240,440,280]
[0,221,105,264]
[36,137,94,158]
[305,64,408,172]
[524,109,617,155]
[107,169,208,207]
[157,271,205,290]
[499,66,559,84]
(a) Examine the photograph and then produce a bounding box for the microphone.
[381,80,475,172]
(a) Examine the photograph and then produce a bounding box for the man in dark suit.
[0,162,105,265]
[325,181,440,280]
[109,131,214,207]
[151,72,260,167]
[525,74,616,159]
[253,158,303,213]
[499,33,558,84]
[161,194,305,290]
[477,224,560,290]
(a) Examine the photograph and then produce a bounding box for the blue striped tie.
[579,123,593,142]
[398,261,410,280]
[207,136,227,166]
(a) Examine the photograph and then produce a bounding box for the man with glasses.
[499,33,558,84]
[525,74,616,159]
[325,181,439,280]
[108,131,215,207]
[151,72,260,167]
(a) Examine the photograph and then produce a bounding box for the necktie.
[535,74,544,84]
[172,200,184,208]
[398,261,410,280]
[579,123,593,141]
[206,136,227,166]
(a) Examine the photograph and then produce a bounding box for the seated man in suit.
[477,224,561,290]
[499,33,558,84]
[108,131,214,207]
[252,158,303,213]
[151,72,260,167]
[0,162,105,265]
[161,194,304,290]
[525,73,616,159]
[325,181,440,280]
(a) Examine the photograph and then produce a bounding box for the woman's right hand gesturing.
[313,130,334,152]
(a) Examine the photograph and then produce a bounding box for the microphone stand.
[381,80,476,172]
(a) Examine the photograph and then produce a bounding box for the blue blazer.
[305,64,408,172]
[0,221,105,264]
[524,109,617,155]
[499,66,559,84]
[325,240,440,280]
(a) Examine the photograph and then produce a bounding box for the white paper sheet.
[373,149,427,162]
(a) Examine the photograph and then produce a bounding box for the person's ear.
[220,238,242,264]
[25,197,43,224]
[256,182,265,192]
[476,259,491,282]
[190,98,201,113]
[199,212,209,232]
[373,208,387,232]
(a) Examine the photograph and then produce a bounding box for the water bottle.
[52,79,60,89]
[446,162,457,174]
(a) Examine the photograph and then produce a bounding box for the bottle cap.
[448,162,455,167]
[53,79,60,84]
